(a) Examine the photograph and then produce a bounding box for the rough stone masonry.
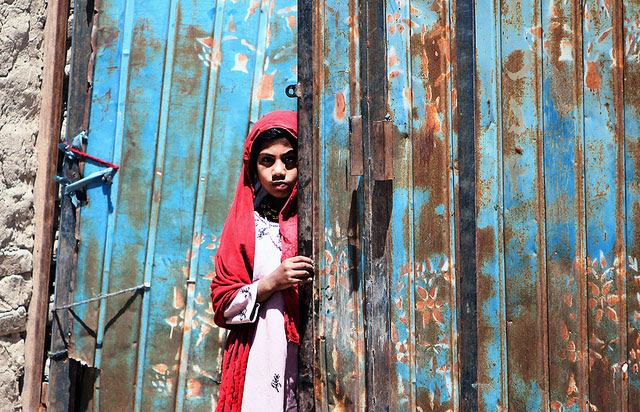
[0,0,46,410]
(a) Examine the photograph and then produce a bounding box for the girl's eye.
[259,156,275,166]
[283,156,297,168]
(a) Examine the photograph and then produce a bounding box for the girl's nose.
[273,159,286,176]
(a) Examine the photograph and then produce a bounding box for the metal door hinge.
[349,115,363,176]
[372,120,394,180]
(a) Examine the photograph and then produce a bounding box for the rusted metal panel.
[474,0,508,410]
[70,0,125,368]
[406,0,459,410]
[625,0,640,408]
[315,0,366,409]
[500,0,550,409]
[384,0,415,409]
[542,0,589,410]
[583,0,628,410]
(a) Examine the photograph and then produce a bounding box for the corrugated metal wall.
[307,0,640,410]
[51,0,640,410]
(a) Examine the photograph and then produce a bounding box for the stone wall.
[0,0,46,410]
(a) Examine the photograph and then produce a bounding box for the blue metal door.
[53,0,297,410]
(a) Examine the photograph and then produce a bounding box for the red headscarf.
[210,110,299,411]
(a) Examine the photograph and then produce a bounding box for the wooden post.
[296,0,317,409]
[23,0,69,410]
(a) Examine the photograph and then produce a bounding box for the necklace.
[255,199,280,222]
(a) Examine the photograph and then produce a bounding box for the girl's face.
[255,137,297,199]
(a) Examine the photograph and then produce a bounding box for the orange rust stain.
[257,72,276,100]
[403,86,413,103]
[410,5,421,14]
[389,24,396,35]
[402,18,418,28]
[451,87,457,109]
[394,11,401,20]
[173,287,184,309]
[397,24,405,34]
[387,13,394,24]
[246,0,260,21]
[437,36,450,63]
[598,27,613,43]
[426,98,441,133]
[585,61,601,92]
[278,5,296,13]
[334,92,346,120]
[195,294,205,305]
[231,53,249,73]
[389,70,402,79]
[530,26,543,39]
[286,15,296,31]
[389,50,399,67]
[199,37,214,49]
[153,364,169,374]
[228,17,237,32]
[421,50,429,79]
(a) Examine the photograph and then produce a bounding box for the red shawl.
[210,110,299,411]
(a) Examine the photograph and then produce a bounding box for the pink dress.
[223,211,298,411]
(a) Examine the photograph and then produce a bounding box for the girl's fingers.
[291,270,313,278]
[289,256,314,265]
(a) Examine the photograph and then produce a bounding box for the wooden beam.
[296,0,317,409]
[23,0,69,410]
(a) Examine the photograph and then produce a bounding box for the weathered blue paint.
[474,0,508,409]
[500,0,549,408]
[316,0,366,409]
[625,1,640,408]
[541,0,589,409]
[583,0,628,409]
[385,0,415,408]
[58,0,640,410]
[65,0,296,410]
[135,1,178,409]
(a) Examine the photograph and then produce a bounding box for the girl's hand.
[257,256,314,302]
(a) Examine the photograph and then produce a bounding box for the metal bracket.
[56,167,116,195]
[372,120,394,181]
[349,115,364,176]
[285,83,302,98]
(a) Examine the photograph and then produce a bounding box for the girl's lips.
[272,181,289,188]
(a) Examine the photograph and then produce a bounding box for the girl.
[211,110,313,411]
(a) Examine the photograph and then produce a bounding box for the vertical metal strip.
[361,0,392,409]
[624,0,640,407]
[297,0,317,408]
[406,2,417,407]
[612,0,629,409]
[445,0,460,407]
[133,1,178,409]
[456,0,477,409]
[173,1,226,410]
[93,1,136,409]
